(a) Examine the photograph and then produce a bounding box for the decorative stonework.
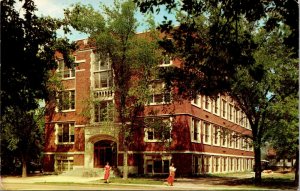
[84,124,119,168]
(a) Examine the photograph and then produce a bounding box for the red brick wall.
[43,154,55,172]
[74,154,84,166]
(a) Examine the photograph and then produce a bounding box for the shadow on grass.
[210,176,297,190]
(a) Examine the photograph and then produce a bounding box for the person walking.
[167,163,176,186]
[104,162,112,183]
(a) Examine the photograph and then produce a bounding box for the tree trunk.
[254,145,262,185]
[294,149,299,186]
[123,146,128,179]
[21,154,27,178]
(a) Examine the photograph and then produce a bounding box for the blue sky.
[16,0,177,41]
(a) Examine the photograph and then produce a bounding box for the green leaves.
[64,3,105,35]
[1,0,75,114]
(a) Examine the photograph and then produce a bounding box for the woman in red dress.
[167,163,176,186]
[104,162,111,183]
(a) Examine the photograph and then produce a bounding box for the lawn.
[94,171,298,190]
[208,171,297,190]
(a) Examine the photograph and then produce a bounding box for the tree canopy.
[1,0,75,177]
[135,0,299,184]
[64,0,161,178]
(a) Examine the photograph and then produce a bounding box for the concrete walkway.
[0,174,290,190]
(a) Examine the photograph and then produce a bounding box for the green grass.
[210,171,297,190]
[35,171,298,190]
[93,177,165,185]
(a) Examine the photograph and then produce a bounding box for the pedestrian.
[167,163,176,186]
[104,162,111,183]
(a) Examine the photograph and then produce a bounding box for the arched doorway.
[94,140,117,168]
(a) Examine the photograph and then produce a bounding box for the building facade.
[43,38,254,176]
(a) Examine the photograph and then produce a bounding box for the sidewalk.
[0,174,287,190]
[2,174,101,184]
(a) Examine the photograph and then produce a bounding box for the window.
[192,95,201,107]
[193,155,204,174]
[203,96,211,111]
[56,155,73,172]
[221,99,227,118]
[57,59,75,79]
[191,118,201,142]
[57,123,75,144]
[221,128,227,147]
[212,96,220,115]
[229,132,234,148]
[144,117,172,142]
[245,119,250,129]
[240,112,245,127]
[57,90,75,111]
[241,138,245,150]
[228,104,233,121]
[94,54,113,89]
[148,82,171,105]
[230,158,234,171]
[203,121,211,144]
[204,156,211,173]
[94,101,114,122]
[145,156,171,174]
[235,108,240,124]
[214,157,220,173]
[235,134,239,149]
[223,157,227,172]
[213,125,220,145]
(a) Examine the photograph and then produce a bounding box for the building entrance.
[94,140,117,168]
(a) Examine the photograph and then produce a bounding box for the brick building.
[43,38,254,176]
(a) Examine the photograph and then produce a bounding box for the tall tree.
[64,0,161,179]
[263,95,298,184]
[1,0,75,177]
[228,26,298,184]
[135,0,299,184]
[1,106,45,177]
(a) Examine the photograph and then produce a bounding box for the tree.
[135,0,298,184]
[1,106,44,177]
[228,26,298,184]
[1,0,75,177]
[64,0,161,179]
[263,95,299,184]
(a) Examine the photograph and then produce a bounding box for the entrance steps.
[61,168,115,178]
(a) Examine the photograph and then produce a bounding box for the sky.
[15,0,177,41]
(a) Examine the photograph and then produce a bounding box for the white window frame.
[212,125,220,146]
[94,100,114,122]
[204,155,211,173]
[56,89,75,112]
[212,96,220,116]
[235,133,240,149]
[220,127,227,147]
[57,59,75,79]
[191,118,201,143]
[192,95,201,108]
[55,155,74,172]
[148,82,171,105]
[93,54,113,89]
[221,98,227,119]
[202,121,211,145]
[228,104,234,122]
[55,122,75,144]
[203,95,211,112]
